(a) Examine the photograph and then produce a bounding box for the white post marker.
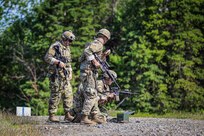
[16,106,31,116]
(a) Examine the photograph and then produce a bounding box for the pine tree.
[112,0,204,112]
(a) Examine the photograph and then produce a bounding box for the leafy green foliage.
[0,0,203,115]
[112,0,204,113]
[20,78,50,115]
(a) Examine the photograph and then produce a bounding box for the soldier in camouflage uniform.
[71,70,117,123]
[44,30,75,122]
[79,28,111,125]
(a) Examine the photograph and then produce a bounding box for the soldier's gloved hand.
[55,60,65,68]
[92,59,100,69]
[108,93,115,98]
[104,49,111,56]
[98,98,107,105]
[107,93,116,101]
[102,49,111,60]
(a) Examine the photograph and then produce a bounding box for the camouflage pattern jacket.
[44,41,72,77]
[79,39,103,71]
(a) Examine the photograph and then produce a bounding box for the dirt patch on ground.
[30,116,204,136]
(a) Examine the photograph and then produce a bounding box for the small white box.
[16,107,31,116]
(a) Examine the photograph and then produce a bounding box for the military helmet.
[97,28,111,40]
[62,30,75,41]
[103,70,117,79]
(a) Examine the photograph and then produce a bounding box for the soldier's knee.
[84,88,97,98]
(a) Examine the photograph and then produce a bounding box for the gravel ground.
[30,116,204,136]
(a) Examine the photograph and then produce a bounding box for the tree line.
[0,0,203,115]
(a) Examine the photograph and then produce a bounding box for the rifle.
[111,87,138,96]
[94,53,138,102]
[111,87,138,109]
[54,44,69,84]
[94,53,121,99]
[98,88,138,115]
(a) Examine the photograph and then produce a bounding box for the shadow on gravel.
[107,118,140,123]
[107,118,118,123]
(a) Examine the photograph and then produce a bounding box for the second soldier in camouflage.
[79,29,111,125]
[44,30,75,122]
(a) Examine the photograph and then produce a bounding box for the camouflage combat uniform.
[79,40,104,116]
[44,41,73,115]
[72,80,111,114]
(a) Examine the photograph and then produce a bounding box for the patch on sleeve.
[48,47,55,56]
[89,42,103,53]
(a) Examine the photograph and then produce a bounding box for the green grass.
[108,110,204,120]
[0,112,41,136]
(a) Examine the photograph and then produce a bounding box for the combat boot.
[92,114,107,124]
[64,112,74,122]
[48,114,59,122]
[81,114,97,125]
[72,113,82,123]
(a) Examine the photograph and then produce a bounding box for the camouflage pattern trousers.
[80,70,100,116]
[72,83,106,118]
[48,75,73,115]
[72,83,84,114]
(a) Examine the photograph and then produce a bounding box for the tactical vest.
[49,41,72,77]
